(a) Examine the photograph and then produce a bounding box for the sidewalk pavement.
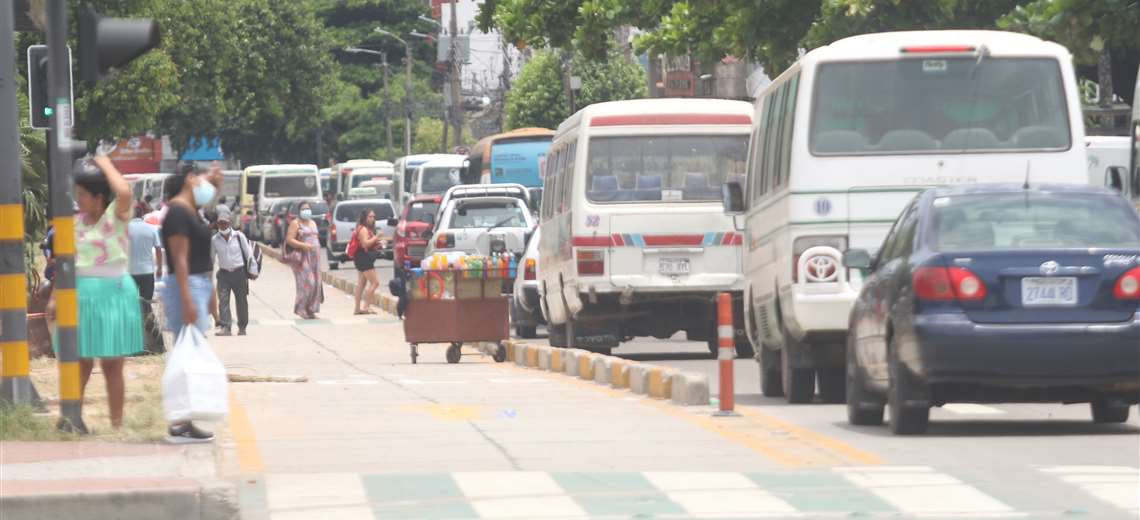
[0,441,236,519]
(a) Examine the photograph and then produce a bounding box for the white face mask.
[220,228,232,236]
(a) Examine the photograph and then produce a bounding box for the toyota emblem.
[1039,260,1060,276]
[805,255,839,282]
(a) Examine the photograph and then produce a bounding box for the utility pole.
[498,37,511,132]
[46,0,85,433]
[0,0,41,408]
[404,43,413,158]
[381,54,393,156]
[449,0,462,149]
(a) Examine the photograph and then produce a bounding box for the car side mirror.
[421,230,432,240]
[843,249,873,270]
[1106,166,1126,193]
[722,180,745,216]
[386,218,398,226]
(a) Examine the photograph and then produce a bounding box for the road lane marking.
[228,391,264,474]
[943,403,1006,415]
[836,466,1020,517]
[1039,466,1140,512]
[666,489,798,517]
[454,471,563,498]
[271,506,373,520]
[644,472,756,491]
[400,403,485,421]
[492,361,882,468]
[266,473,369,512]
[470,496,586,519]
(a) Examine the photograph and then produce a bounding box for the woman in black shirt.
[160,163,221,444]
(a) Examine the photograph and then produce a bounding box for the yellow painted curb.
[578,354,594,380]
[550,349,563,372]
[1,340,30,377]
[648,368,672,399]
[525,346,538,367]
[506,341,516,362]
[610,360,629,389]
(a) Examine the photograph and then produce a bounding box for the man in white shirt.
[128,203,164,352]
[211,207,252,336]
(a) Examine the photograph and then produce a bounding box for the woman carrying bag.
[351,209,385,315]
[159,163,222,444]
[286,202,323,319]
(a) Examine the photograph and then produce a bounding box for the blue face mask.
[299,208,313,220]
[192,180,216,207]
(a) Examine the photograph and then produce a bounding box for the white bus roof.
[557,98,753,134]
[418,155,467,169]
[808,30,1068,62]
[246,164,317,175]
[397,154,457,165]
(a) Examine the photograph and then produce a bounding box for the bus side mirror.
[1106,166,1126,192]
[722,180,745,216]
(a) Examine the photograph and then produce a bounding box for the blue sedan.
[843,184,1140,434]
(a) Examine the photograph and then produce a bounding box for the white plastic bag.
[162,326,229,422]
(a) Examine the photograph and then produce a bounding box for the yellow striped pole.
[46,0,85,433]
[0,1,41,408]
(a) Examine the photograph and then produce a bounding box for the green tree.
[505,50,647,130]
[999,0,1140,104]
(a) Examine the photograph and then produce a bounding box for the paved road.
[217,252,1139,519]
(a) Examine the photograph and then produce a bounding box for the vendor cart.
[402,266,510,364]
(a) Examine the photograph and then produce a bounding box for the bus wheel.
[780,320,815,404]
[759,346,784,398]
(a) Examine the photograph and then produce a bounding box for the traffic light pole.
[0,0,41,408]
[47,0,86,433]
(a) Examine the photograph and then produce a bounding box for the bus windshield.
[811,58,1070,155]
[351,171,392,188]
[263,175,319,198]
[586,135,747,203]
[490,139,551,187]
[421,167,461,194]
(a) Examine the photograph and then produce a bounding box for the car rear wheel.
[846,338,884,426]
[548,322,568,348]
[1090,399,1130,423]
[329,261,339,270]
[779,320,815,404]
[759,345,784,397]
[888,340,929,435]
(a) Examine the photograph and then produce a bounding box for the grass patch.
[14,355,168,442]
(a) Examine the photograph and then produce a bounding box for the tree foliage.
[505,50,646,130]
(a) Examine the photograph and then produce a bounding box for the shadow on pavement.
[833,419,1140,438]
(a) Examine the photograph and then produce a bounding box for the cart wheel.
[446,342,462,364]
[410,344,418,364]
[492,342,507,363]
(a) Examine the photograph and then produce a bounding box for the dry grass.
[7,355,168,442]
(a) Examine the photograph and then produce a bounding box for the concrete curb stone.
[628,363,652,395]
[563,349,580,377]
[592,356,610,385]
[577,352,596,381]
[670,371,711,406]
[536,346,552,370]
[610,360,630,389]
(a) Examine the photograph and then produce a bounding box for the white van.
[393,154,459,213]
[1086,136,1131,193]
[537,98,753,356]
[334,159,394,201]
[723,30,1090,403]
[253,164,322,241]
[410,155,466,200]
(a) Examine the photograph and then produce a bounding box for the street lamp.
[345,48,395,155]
[375,28,413,159]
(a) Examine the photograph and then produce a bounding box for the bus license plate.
[659,258,690,275]
[1022,277,1077,306]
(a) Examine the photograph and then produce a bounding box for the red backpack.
[346,225,362,259]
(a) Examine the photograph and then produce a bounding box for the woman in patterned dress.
[285,202,323,319]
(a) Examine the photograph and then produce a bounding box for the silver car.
[511,228,543,338]
[424,196,535,258]
[326,199,397,269]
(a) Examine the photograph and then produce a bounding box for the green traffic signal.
[43,106,53,118]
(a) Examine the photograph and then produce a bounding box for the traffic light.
[77,4,161,84]
[26,45,73,129]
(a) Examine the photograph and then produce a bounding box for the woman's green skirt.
[55,274,144,358]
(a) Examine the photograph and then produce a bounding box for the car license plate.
[659,258,690,275]
[1021,277,1077,306]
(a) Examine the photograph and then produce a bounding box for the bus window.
[585,135,748,203]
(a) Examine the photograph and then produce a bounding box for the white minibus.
[333,159,394,201]
[410,155,466,200]
[393,154,459,213]
[251,164,321,241]
[722,30,1090,404]
[538,98,753,356]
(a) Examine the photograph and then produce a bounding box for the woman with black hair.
[285,201,323,319]
[159,162,222,443]
[58,154,142,429]
[352,209,384,314]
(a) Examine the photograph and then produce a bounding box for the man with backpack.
[211,207,260,336]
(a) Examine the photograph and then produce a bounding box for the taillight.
[330,225,337,242]
[524,258,536,280]
[435,233,454,249]
[914,266,986,301]
[1114,267,1140,300]
[793,235,847,283]
[577,250,604,276]
[900,45,976,54]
